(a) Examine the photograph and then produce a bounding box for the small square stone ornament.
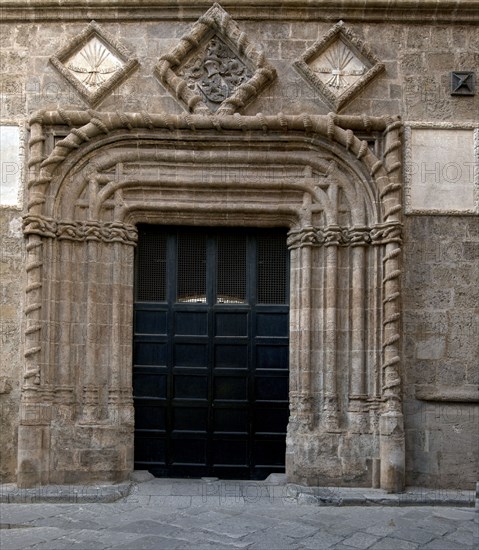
[450,72,476,96]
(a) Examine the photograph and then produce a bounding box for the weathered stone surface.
[0,478,477,550]
[403,215,479,488]
[0,209,24,482]
[15,108,402,488]
[0,1,477,491]
[405,128,477,214]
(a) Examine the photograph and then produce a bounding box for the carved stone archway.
[20,110,404,491]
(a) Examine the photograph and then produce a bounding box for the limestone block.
[416,336,446,360]
[405,128,478,214]
[79,449,122,470]
[0,208,24,482]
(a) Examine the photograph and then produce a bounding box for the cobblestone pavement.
[1,479,477,550]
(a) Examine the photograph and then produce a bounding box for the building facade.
[0,1,478,491]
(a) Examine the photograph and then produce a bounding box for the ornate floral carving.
[293,21,384,112]
[50,21,139,107]
[155,3,276,115]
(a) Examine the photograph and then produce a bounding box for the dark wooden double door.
[133,226,289,479]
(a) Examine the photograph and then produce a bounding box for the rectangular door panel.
[255,345,289,370]
[215,312,248,336]
[213,408,248,433]
[253,439,287,464]
[212,440,248,466]
[253,407,289,434]
[213,376,248,400]
[135,436,167,465]
[133,371,167,399]
[171,438,207,465]
[254,375,289,402]
[214,344,248,369]
[135,404,167,431]
[173,374,208,400]
[134,226,289,479]
[135,309,168,335]
[174,343,208,368]
[172,407,208,432]
[256,312,289,337]
[175,311,208,335]
[134,341,167,366]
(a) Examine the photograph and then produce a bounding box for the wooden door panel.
[134,226,289,479]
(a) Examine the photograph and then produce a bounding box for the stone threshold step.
[1,474,476,507]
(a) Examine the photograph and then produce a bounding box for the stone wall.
[403,217,479,487]
[0,1,478,488]
[0,209,24,481]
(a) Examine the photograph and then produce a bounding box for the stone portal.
[19,110,404,491]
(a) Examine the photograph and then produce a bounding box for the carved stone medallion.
[50,21,139,107]
[294,21,384,112]
[155,3,276,115]
[177,35,254,112]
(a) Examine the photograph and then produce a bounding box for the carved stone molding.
[23,216,138,246]
[50,21,139,107]
[4,1,479,24]
[287,222,402,249]
[26,111,402,215]
[293,21,385,112]
[155,3,276,115]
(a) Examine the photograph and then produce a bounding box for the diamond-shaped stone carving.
[155,3,276,115]
[50,21,139,107]
[293,21,384,112]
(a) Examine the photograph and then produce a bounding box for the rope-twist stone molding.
[25,108,403,410]
[380,117,403,410]
[24,236,43,385]
[155,3,276,115]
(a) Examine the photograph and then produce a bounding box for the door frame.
[20,110,404,491]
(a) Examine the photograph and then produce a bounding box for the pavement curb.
[0,482,133,503]
[0,479,476,506]
[286,484,476,507]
